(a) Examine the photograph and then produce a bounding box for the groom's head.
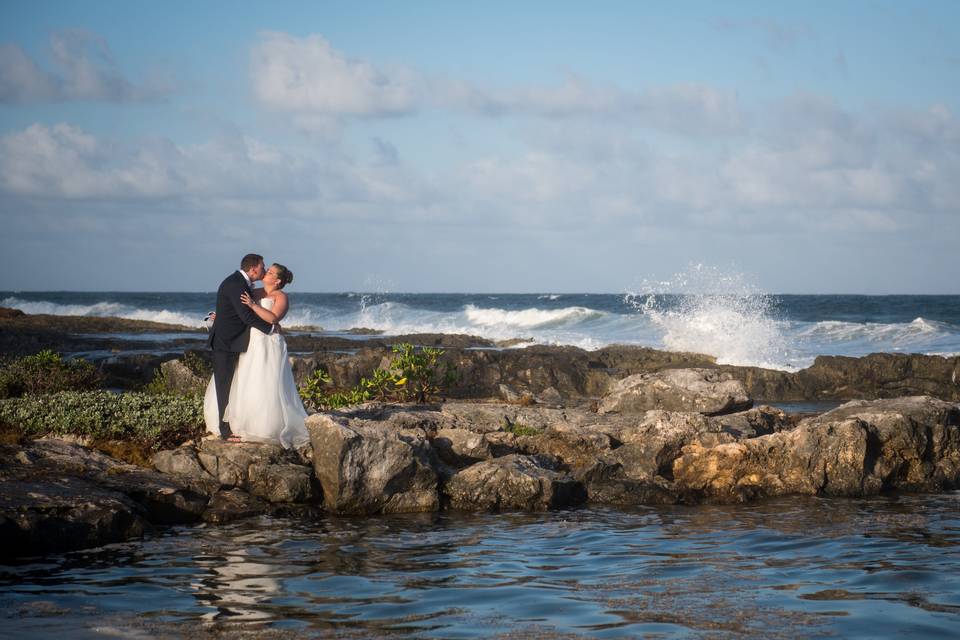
[240,253,266,281]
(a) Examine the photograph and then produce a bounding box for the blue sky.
[0,1,958,293]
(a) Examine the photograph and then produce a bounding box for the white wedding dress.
[203,297,310,448]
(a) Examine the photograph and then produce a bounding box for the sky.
[0,1,958,294]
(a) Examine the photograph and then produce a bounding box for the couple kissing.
[202,253,310,449]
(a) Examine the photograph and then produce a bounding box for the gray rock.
[444,454,586,511]
[203,489,269,525]
[672,396,960,502]
[157,358,207,395]
[247,462,315,503]
[431,428,494,468]
[0,440,209,559]
[152,447,220,495]
[710,404,793,438]
[306,413,440,514]
[598,368,753,416]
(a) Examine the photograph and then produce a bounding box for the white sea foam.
[625,265,798,370]
[1,296,204,328]
[463,305,603,329]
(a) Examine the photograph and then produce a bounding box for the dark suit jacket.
[207,271,273,352]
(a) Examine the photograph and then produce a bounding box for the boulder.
[202,489,269,525]
[0,439,209,559]
[672,396,960,502]
[430,428,494,468]
[156,358,207,395]
[195,440,315,504]
[598,368,753,416]
[710,405,793,438]
[445,454,586,512]
[306,413,440,514]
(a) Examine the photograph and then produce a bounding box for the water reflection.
[1,494,959,638]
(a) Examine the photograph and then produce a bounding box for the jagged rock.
[672,396,960,502]
[247,462,315,503]
[431,428,494,468]
[710,404,794,438]
[156,359,207,395]
[598,368,753,416]
[152,447,220,495]
[536,386,564,406]
[306,413,440,514]
[586,475,681,506]
[444,454,586,511]
[194,440,315,504]
[0,440,208,559]
[203,489,269,525]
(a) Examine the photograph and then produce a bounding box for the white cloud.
[250,33,744,136]
[250,32,418,117]
[0,30,172,103]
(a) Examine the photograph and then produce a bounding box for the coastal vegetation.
[0,349,102,399]
[299,342,457,410]
[0,350,204,460]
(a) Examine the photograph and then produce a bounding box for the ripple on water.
[1,494,960,638]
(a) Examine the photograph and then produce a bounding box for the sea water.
[2,496,959,638]
[2,290,958,371]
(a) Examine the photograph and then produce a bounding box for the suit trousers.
[211,349,240,438]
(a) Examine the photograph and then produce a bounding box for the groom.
[208,253,275,441]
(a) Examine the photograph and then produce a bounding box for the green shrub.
[0,350,103,399]
[0,390,204,450]
[298,343,459,411]
[182,350,213,378]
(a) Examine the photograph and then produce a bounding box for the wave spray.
[626,264,796,370]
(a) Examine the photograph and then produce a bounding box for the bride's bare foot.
[226,434,243,443]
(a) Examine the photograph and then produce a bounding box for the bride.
[203,263,310,448]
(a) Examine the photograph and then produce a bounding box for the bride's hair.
[272,263,293,289]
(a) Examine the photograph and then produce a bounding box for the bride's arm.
[240,291,280,323]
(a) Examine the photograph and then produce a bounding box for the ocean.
[3,291,959,371]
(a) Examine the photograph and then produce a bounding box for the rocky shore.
[3,307,958,403]
[2,309,960,560]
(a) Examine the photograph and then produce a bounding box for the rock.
[598,368,753,416]
[306,413,440,514]
[152,447,220,495]
[586,475,681,506]
[193,440,316,504]
[710,405,794,438]
[536,386,564,406]
[156,358,207,395]
[444,454,587,512]
[0,439,210,559]
[431,428,494,468]
[203,489,269,525]
[247,463,315,503]
[672,396,960,502]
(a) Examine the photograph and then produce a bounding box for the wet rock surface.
[0,439,207,559]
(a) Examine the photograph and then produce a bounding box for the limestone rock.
[156,358,207,395]
[247,462,315,503]
[431,428,494,468]
[306,413,440,514]
[0,439,209,559]
[444,454,586,511]
[203,489,269,525]
[598,368,753,416]
[672,396,960,502]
